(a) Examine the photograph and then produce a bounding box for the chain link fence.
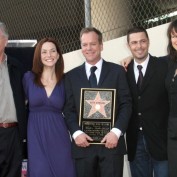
[0,0,177,53]
[91,0,177,41]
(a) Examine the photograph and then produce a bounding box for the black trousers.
[168,137,177,177]
[0,127,22,177]
[75,146,124,177]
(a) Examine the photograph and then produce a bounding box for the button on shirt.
[0,55,17,123]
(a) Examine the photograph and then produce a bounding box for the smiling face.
[171,28,177,51]
[41,42,59,68]
[128,32,149,63]
[81,31,103,65]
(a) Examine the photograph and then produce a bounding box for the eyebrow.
[42,48,56,51]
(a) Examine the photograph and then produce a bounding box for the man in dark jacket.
[0,21,27,177]
[64,27,132,177]
[125,27,169,177]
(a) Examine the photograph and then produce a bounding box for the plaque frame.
[79,88,116,144]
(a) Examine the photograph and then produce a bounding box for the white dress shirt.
[85,58,103,83]
[0,55,17,123]
[133,54,149,83]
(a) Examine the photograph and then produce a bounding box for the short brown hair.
[127,26,149,43]
[80,27,103,44]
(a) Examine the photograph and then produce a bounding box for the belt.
[0,122,18,128]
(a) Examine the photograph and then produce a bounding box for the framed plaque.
[79,88,116,144]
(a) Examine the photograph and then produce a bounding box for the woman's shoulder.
[159,55,169,59]
[23,71,35,81]
[161,55,177,69]
[24,71,34,77]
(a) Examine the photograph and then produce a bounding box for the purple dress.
[23,72,75,177]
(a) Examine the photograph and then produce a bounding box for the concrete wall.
[63,22,169,177]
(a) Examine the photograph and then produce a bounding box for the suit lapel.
[98,60,109,87]
[141,56,156,93]
[7,57,16,91]
[127,61,139,95]
[78,63,91,87]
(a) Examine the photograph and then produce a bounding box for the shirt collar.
[134,54,149,72]
[85,58,103,74]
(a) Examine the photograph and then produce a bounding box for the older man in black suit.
[0,22,27,177]
[64,27,132,177]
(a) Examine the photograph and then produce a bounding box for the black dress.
[165,59,177,177]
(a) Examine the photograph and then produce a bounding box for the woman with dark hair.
[23,38,75,177]
[165,19,177,177]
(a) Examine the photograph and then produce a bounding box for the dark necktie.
[89,66,97,88]
[137,65,143,90]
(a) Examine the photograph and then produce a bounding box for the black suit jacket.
[64,60,132,158]
[7,56,27,141]
[126,55,169,161]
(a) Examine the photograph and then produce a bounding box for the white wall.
[63,23,170,177]
[63,22,169,73]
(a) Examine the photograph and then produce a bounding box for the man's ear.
[100,42,103,51]
[5,38,8,47]
[127,43,130,50]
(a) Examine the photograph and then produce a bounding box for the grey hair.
[0,22,9,38]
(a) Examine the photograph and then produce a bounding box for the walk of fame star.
[86,92,110,118]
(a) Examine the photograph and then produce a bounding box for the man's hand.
[120,56,133,71]
[101,131,118,149]
[75,133,93,147]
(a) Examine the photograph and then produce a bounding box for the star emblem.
[86,92,110,118]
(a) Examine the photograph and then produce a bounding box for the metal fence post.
[84,0,91,27]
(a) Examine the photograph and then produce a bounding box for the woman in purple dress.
[23,38,75,177]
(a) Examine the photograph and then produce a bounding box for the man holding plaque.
[0,22,27,177]
[64,27,132,177]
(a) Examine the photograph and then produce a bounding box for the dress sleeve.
[22,71,31,100]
